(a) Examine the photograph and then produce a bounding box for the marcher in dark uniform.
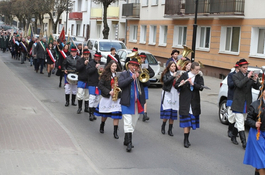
[2,32,8,53]
[231,59,260,149]
[76,49,90,114]
[160,61,179,136]
[10,32,17,59]
[118,58,147,152]
[15,35,20,60]
[27,37,35,66]
[139,52,154,121]
[94,60,122,139]
[56,43,70,87]
[244,89,265,175]
[227,61,240,138]
[87,51,104,121]
[46,43,57,77]
[35,38,48,74]
[63,46,80,107]
[18,38,28,64]
[175,62,204,148]
[106,47,122,71]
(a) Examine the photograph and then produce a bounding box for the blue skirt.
[144,86,148,99]
[179,114,200,130]
[244,128,265,169]
[94,106,122,119]
[160,104,178,120]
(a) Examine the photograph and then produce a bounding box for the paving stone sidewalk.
[0,56,100,174]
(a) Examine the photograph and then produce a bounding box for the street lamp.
[191,0,198,62]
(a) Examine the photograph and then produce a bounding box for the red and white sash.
[59,50,67,59]
[12,37,15,44]
[108,54,118,63]
[46,48,56,63]
[29,48,32,55]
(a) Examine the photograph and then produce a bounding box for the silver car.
[117,49,164,86]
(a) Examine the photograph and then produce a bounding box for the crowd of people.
[2,30,265,173]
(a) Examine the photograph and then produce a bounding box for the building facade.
[123,0,265,77]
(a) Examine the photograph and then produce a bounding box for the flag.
[48,34,53,44]
[59,27,65,42]
[27,25,33,38]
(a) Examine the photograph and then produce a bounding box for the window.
[220,26,241,54]
[76,24,80,36]
[142,0,148,6]
[129,25,138,42]
[149,25,157,45]
[250,28,265,58]
[161,0,165,4]
[173,26,187,48]
[151,0,158,5]
[159,25,168,46]
[140,25,147,44]
[71,24,74,35]
[197,26,211,50]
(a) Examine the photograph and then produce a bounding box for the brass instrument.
[177,46,193,69]
[112,75,121,101]
[98,64,104,76]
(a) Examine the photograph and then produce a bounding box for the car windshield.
[99,42,126,52]
[145,54,158,64]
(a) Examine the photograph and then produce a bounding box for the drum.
[66,73,78,84]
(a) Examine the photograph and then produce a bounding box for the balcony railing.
[122,3,140,18]
[165,0,245,17]
[69,12,82,20]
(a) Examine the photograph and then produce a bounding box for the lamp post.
[191,0,198,62]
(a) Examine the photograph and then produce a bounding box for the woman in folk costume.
[244,88,265,175]
[160,61,179,137]
[94,60,122,139]
[46,43,57,77]
[175,62,204,148]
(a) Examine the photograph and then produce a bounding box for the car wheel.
[219,99,229,125]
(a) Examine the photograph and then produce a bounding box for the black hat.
[83,49,90,54]
[70,46,77,52]
[94,51,101,57]
[132,47,138,52]
[171,49,179,56]
[234,61,240,67]
[139,52,146,58]
[128,58,139,66]
[238,59,249,66]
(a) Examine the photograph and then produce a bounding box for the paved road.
[0,52,253,175]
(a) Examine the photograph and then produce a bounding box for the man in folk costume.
[118,58,147,152]
[87,51,104,121]
[76,49,91,114]
[166,49,179,67]
[106,47,122,71]
[19,38,28,64]
[231,59,260,149]
[35,37,48,74]
[63,46,80,107]
[139,52,155,122]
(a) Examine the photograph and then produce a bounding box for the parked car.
[117,49,163,86]
[86,39,127,62]
[217,66,263,125]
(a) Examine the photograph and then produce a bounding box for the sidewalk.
[0,56,100,174]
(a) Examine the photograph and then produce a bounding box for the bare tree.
[93,0,118,39]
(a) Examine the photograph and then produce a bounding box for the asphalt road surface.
[0,52,253,175]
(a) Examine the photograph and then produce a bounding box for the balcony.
[122,3,140,18]
[164,0,245,18]
[69,12,82,20]
[107,7,119,19]
[91,8,102,19]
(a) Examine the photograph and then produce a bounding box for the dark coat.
[246,100,265,131]
[28,40,34,56]
[106,54,122,71]
[19,41,28,53]
[162,71,175,92]
[118,70,146,107]
[36,41,47,59]
[76,57,89,82]
[231,71,260,113]
[227,71,236,101]
[98,77,121,98]
[62,55,80,72]
[166,57,177,66]
[175,72,204,116]
[86,59,104,86]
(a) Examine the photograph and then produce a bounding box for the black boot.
[113,125,119,139]
[161,122,166,134]
[48,72,51,77]
[142,112,150,122]
[123,133,129,146]
[239,131,247,149]
[89,108,94,121]
[255,171,260,175]
[65,94,70,107]
[99,121,105,133]
[77,100,82,114]
[187,132,191,146]
[92,107,97,120]
[168,124,174,136]
[231,127,239,145]
[126,133,133,152]
[184,133,189,148]
[71,94,77,106]
[84,101,89,113]
[59,82,61,88]
[228,122,234,138]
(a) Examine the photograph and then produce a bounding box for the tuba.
[177,46,193,69]
[112,73,122,101]
[139,64,150,83]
